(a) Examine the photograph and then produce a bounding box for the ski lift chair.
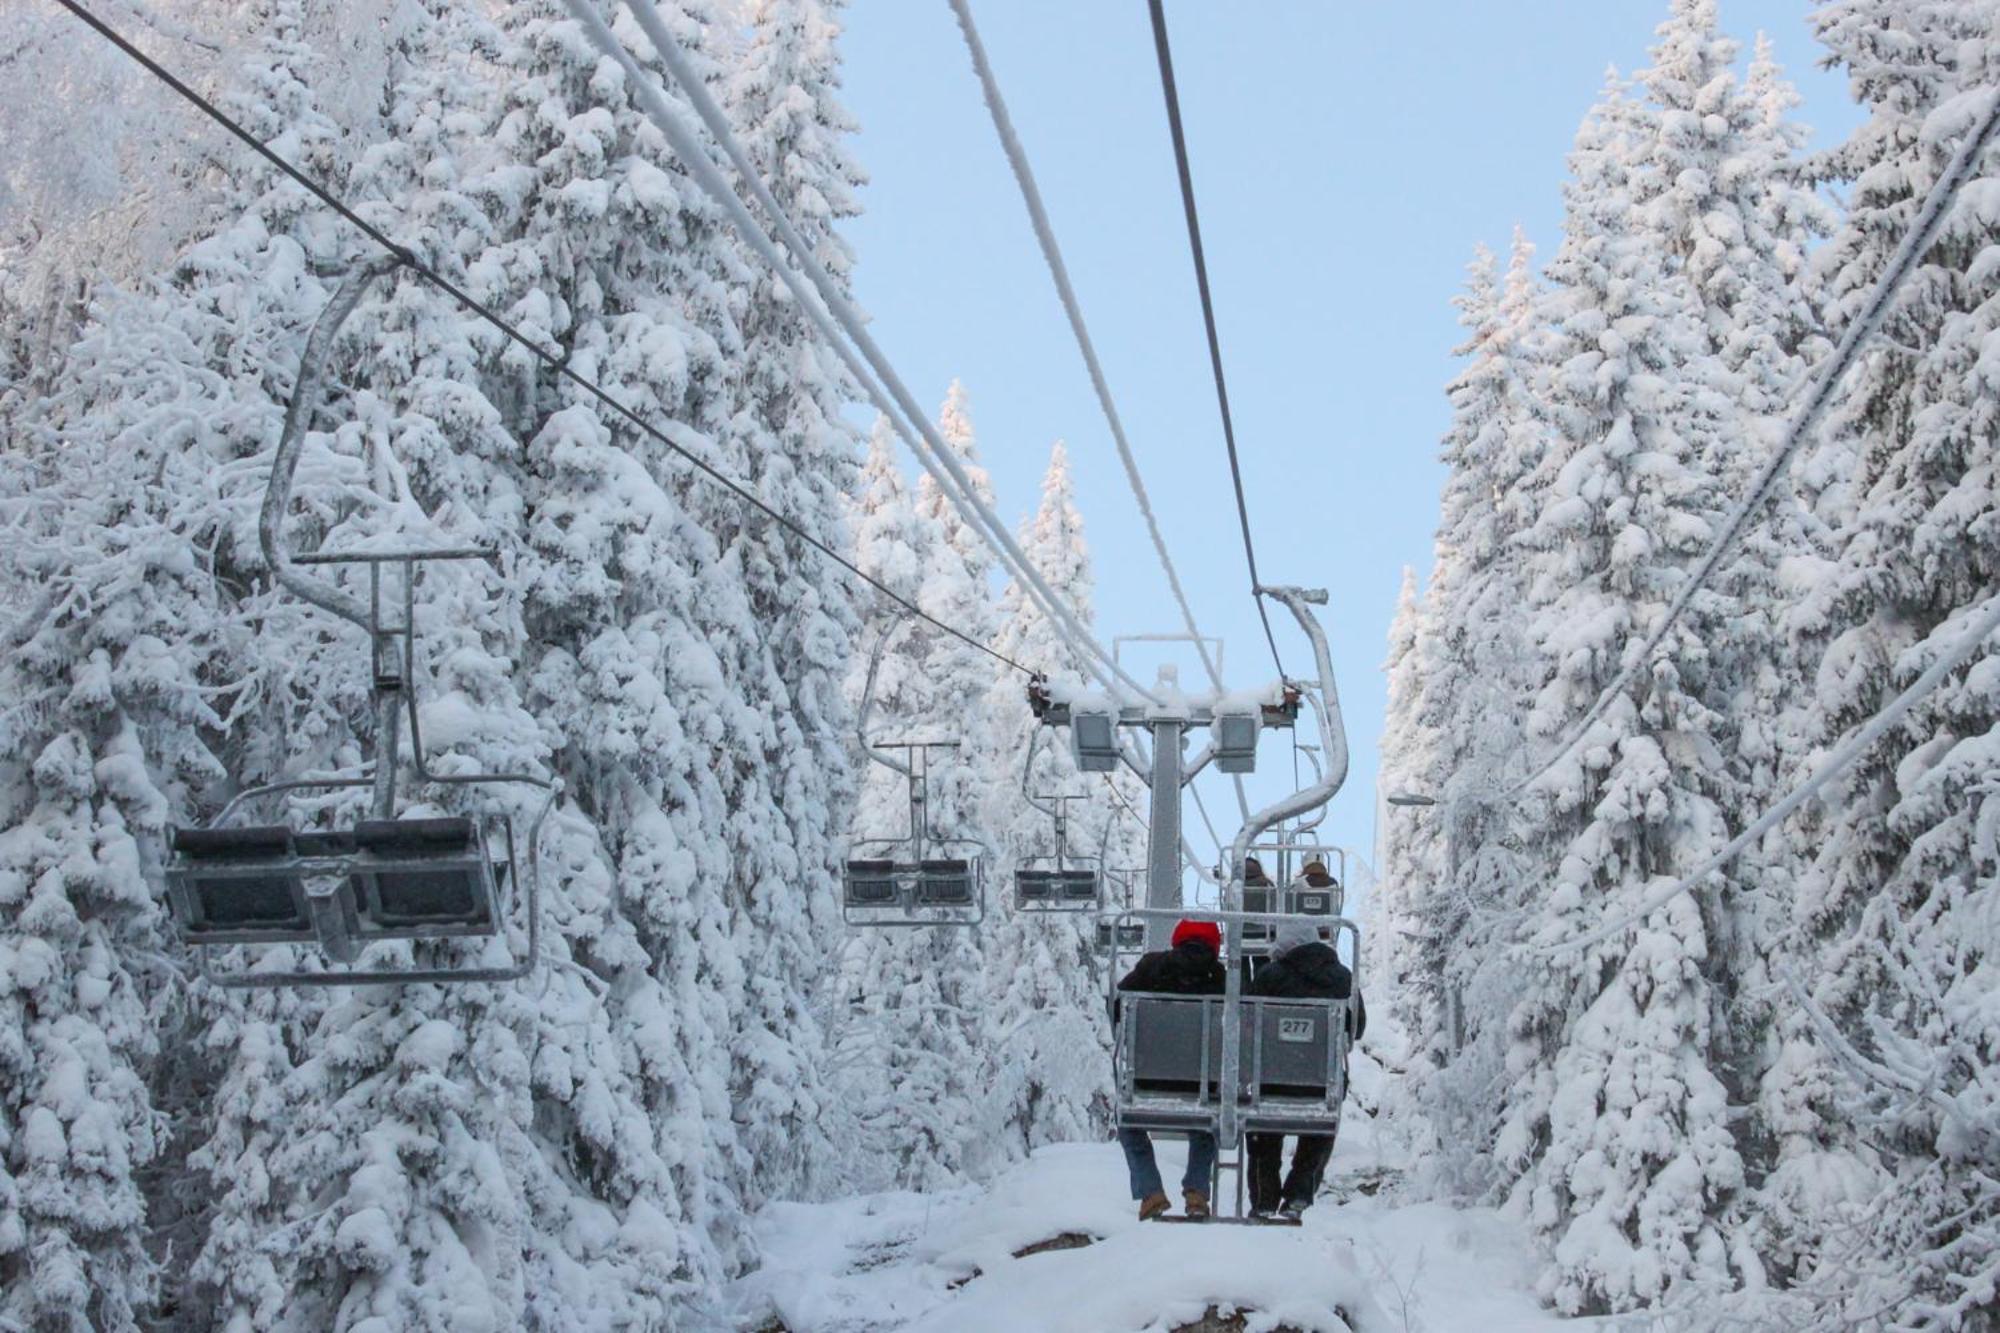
[165,551,555,988]
[1241,839,1346,939]
[841,838,986,926]
[1015,864,1101,908]
[840,740,986,928]
[842,622,987,928]
[1110,909,1361,1139]
[1091,868,1147,953]
[165,265,558,988]
[1014,792,1102,913]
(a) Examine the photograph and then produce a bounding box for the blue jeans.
[1119,1128,1217,1200]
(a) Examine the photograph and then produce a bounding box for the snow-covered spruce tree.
[716,0,865,1211]
[976,440,1128,1157]
[1619,6,1854,1291]
[1770,3,2000,1321]
[1375,564,1439,1044]
[829,391,999,1190]
[90,4,704,1328]
[1389,234,1551,1201]
[0,3,377,1323]
[1491,66,1750,1315]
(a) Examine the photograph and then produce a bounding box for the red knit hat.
[1171,919,1222,953]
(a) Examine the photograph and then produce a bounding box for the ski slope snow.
[725,1097,1571,1333]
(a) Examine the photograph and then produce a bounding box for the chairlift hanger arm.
[856,614,915,778]
[1020,728,1056,819]
[258,257,400,633]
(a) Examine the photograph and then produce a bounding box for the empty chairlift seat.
[915,858,974,906]
[350,817,498,939]
[1016,864,1099,911]
[1057,868,1099,903]
[1094,920,1146,953]
[1014,868,1057,905]
[167,825,318,943]
[844,858,901,907]
[167,817,502,949]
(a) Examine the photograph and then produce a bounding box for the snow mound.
[729,1131,1579,1333]
[730,1143,1377,1330]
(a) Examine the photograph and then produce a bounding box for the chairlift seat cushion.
[191,876,310,931]
[1129,997,1222,1093]
[1057,870,1099,901]
[292,830,357,858]
[844,859,901,905]
[1252,1002,1339,1097]
[916,858,973,906]
[1016,869,1055,901]
[354,817,477,852]
[351,817,492,929]
[167,825,313,938]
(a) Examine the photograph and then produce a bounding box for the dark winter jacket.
[1113,941,1225,1021]
[1250,941,1366,1039]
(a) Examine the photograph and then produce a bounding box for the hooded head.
[1244,856,1271,886]
[1302,859,1330,881]
[1274,920,1320,955]
[1171,919,1222,955]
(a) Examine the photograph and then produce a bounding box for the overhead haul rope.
[1146,0,1287,682]
[576,0,1162,705]
[47,0,1029,678]
[947,0,1220,691]
[948,0,1255,824]
[1505,86,2000,800]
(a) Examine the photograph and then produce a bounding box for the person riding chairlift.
[1238,855,1278,987]
[1246,919,1366,1220]
[1114,918,1224,1222]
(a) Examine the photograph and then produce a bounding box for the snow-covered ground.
[725,1083,1571,1333]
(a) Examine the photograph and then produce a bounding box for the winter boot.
[1278,1197,1307,1222]
[1138,1191,1171,1222]
[1182,1190,1211,1220]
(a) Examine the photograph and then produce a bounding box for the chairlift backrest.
[168,826,316,943]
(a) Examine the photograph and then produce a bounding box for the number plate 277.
[1277,1017,1315,1044]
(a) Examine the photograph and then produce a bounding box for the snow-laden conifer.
[1772,2,2000,1319]
[831,390,999,1188]
[976,440,1133,1156]
[714,0,866,1213]
[1491,66,1748,1315]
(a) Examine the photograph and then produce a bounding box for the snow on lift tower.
[842,616,987,927]
[162,259,556,988]
[1039,589,1363,1222]
[1012,730,1102,912]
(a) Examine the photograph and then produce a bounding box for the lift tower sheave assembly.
[1029,662,1300,952]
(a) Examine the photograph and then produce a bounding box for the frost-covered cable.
[594,0,1158,703]
[1536,590,2000,955]
[1146,0,1287,681]
[949,0,1253,822]
[1508,85,2000,800]
[947,0,1220,691]
[47,0,1030,679]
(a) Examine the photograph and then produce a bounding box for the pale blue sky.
[834,1,1861,892]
